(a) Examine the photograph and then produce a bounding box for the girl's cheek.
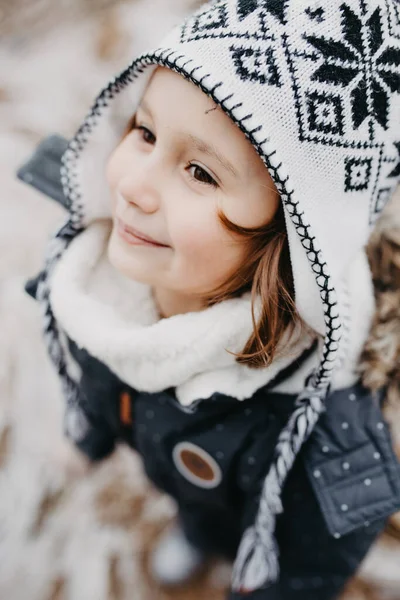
[172,211,219,253]
[178,224,232,268]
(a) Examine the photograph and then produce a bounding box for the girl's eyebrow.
[137,100,238,177]
[187,134,238,177]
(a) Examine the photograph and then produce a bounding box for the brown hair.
[205,202,302,369]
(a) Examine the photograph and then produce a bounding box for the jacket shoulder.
[17,134,70,209]
[303,384,400,537]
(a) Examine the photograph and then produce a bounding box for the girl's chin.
[107,238,146,281]
[107,235,155,284]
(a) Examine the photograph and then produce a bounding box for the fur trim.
[49,220,315,406]
[360,190,400,396]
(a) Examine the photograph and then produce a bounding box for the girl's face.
[106,67,279,312]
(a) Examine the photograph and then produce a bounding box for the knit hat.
[36,0,400,593]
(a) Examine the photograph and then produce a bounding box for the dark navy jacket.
[19,135,400,600]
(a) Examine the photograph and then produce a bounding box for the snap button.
[119,391,132,426]
[172,442,222,489]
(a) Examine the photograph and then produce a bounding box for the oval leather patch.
[172,442,222,489]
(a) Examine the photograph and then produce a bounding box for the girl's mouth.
[116,219,169,248]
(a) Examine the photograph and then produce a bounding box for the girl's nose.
[119,161,162,214]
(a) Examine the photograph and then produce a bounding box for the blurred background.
[0,1,400,599]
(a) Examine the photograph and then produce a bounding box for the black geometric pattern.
[344,157,373,191]
[305,6,325,22]
[307,91,344,136]
[265,0,289,24]
[395,0,400,33]
[230,44,282,86]
[388,141,400,177]
[237,0,258,20]
[371,187,392,220]
[386,0,400,39]
[181,0,277,44]
[237,0,289,24]
[191,2,228,35]
[305,4,400,131]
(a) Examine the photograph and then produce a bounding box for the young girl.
[20,0,400,598]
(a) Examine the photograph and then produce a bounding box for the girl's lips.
[116,219,169,248]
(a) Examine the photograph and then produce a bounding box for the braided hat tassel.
[232,393,324,592]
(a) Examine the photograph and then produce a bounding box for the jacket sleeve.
[18,136,125,461]
[27,297,125,462]
[22,272,119,461]
[62,338,125,461]
[64,387,118,462]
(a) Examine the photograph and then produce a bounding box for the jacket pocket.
[303,385,400,537]
[305,440,400,536]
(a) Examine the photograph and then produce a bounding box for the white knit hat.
[37,0,400,592]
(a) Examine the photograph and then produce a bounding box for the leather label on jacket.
[172,441,222,489]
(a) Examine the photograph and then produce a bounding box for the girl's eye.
[134,124,156,145]
[188,163,218,188]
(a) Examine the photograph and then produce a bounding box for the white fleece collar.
[49,220,315,406]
